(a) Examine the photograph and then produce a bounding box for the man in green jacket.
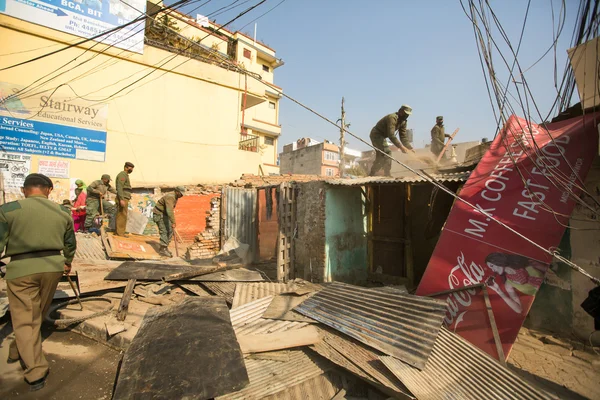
[115,162,134,237]
[153,186,185,257]
[84,174,116,232]
[369,105,415,176]
[1,173,77,391]
[431,116,452,158]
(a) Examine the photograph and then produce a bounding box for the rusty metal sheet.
[224,187,257,262]
[230,296,309,336]
[104,261,200,281]
[262,371,343,400]
[191,269,264,282]
[262,294,316,323]
[216,350,330,400]
[231,282,296,308]
[113,297,248,399]
[380,327,558,400]
[175,282,214,297]
[294,282,447,370]
[311,326,413,399]
[74,233,107,260]
[202,282,237,304]
[104,231,163,260]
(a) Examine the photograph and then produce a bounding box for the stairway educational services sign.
[0,0,146,53]
[0,82,108,161]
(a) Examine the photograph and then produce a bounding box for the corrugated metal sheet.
[201,282,236,304]
[326,172,470,186]
[175,282,213,297]
[216,350,331,400]
[311,326,413,399]
[74,233,107,260]
[262,371,343,400]
[225,187,257,262]
[231,282,297,309]
[380,327,559,400]
[230,296,308,336]
[295,282,447,370]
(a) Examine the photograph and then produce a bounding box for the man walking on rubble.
[2,173,77,392]
[153,186,185,257]
[430,116,452,158]
[84,174,116,232]
[369,105,415,176]
[115,162,134,237]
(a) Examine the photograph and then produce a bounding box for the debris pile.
[230,173,328,187]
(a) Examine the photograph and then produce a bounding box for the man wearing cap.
[84,174,116,232]
[431,116,452,158]
[115,162,134,237]
[1,173,77,391]
[369,105,415,176]
[153,186,185,257]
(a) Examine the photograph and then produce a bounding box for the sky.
[171,0,581,152]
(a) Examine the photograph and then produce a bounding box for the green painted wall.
[324,186,368,284]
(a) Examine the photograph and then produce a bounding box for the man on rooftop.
[369,105,414,176]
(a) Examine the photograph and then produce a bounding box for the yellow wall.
[0,15,279,187]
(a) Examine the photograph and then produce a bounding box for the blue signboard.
[0,0,146,53]
[0,115,106,160]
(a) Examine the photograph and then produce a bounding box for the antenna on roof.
[253,23,257,46]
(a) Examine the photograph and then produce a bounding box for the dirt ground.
[0,319,121,400]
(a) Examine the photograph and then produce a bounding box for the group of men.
[369,105,453,176]
[83,161,135,236]
[1,166,187,391]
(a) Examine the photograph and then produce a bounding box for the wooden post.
[276,183,296,282]
[117,278,136,322]
[436,128,460,163]
[339,97,346,178]
[404,184,414,286]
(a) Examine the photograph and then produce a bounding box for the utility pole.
[339,97,346,178]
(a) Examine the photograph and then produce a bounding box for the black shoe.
[27,371,49,392]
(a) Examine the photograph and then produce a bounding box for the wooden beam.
[236,326,321,354]
[116,278,136,322]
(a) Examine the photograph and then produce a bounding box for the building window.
[324,151,339,161]
[269,101,276,109]
[264,137,274,146]
[325,168,335,177]
[262,64,270,72]
[243,48,251,59]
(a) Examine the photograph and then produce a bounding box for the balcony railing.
[239,133,259,152]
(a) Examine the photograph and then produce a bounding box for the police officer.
[153,186,185,257]
[1,173,77,391]
[369,105,415,176]
[115,162,134,237]
[84,174,116,232]
[431,116,452,158]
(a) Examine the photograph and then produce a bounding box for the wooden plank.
[237,325,321,354]
[262,294,316,323]
[435,127,460,163]
[116,278,136,321]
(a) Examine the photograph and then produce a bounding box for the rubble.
[186,196,221,260]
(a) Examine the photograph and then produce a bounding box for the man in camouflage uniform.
[430,116,452,158]
[153,186,185,257]
[369,105,415,176]
[115,162,134,237]
[1,173,77,391]
[84,174,116,232]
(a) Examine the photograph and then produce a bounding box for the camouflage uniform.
[84,178,116,230]
[431,117,451,157]
[369,113,412,176]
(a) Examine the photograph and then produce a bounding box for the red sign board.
[416,114,599,359]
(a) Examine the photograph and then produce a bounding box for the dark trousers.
[370,144,392,176]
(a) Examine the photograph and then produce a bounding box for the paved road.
[0,319,121,400]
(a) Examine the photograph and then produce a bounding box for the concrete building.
[0,0,283,200]
[279,139,341,177]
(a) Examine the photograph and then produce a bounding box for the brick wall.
[230,173,328,188]
[186,196,221,260]
[294,181,327,282]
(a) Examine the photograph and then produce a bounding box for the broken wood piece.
[262,293,315,323]
[116,278,136,321]
[105,322,127,337]
[237,325,321,354]
[331,388,347,400]
[137,296,174,306]
[246,351,291,362]
[162,265,236,282]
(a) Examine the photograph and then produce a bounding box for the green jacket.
[0,195,77,280]
[153,193,178,221]
[87,179,117,199]
[370,113,413,150]
[431,124,448,155]
[116,171,132,200]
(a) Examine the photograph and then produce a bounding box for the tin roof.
[74,233,107,260]
[380,327,559,400]
[326,171,470,186]
[201,282,236,304]
[231,282,298,309]
[230,296,309,336]
[294,282,447,370]
[216,350,332,400]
